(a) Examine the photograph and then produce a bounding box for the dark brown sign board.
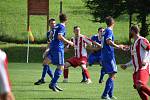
[27,0,49,31]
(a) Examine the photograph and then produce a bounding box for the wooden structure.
[27,0,49,31]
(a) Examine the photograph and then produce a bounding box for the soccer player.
[63,26,101,84]
[101,16,124,99]
[34,18,56,85]
[0,49,15,100]
[48,13,74,92]
[120,25,150,100]
[86,27,106,83]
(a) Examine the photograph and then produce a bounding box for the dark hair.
[49,18,55,23]
[105,16,115,26]
[59,13,67,23]
[98,27,103,32]
[130,25,140,34]
[73,26,80,30]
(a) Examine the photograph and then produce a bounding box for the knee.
[57,65,64,70]
[64,62,70,68]
[109,73,116,80]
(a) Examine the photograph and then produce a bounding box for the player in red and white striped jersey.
[63,26,101,84]
[121,25,150,100]
[0,49,15,100]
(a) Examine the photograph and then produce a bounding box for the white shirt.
[0,50,11,94]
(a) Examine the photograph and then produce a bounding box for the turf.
[9,63,141,100]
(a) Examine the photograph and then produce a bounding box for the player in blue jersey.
[81,27,106,83]
[34,18,56,85]
[48,13,74,92]
[101,16,125,99]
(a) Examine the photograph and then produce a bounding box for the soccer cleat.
[110,96,117,99]
[34,79,45,85]
[86,79,92,84]
[49,84,59,92]
[80,79,87,83]
[101,96,111,100]
[55,85,63,91]
[63,78,68,83]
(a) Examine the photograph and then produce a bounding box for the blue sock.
[102,77,113,97]
[108,79,114,97]
[82,69,87,81]
[50,69,62,87]
[41,65,48,80]
[99,68,105,82]
[46,65,53,78]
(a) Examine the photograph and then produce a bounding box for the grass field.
[0,0,130,43]
[9,63,141,100]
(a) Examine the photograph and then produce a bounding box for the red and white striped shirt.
[68,35,92,58]
[0,50,11,94]
[131,36,150,73]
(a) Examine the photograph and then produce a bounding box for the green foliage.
[84,0,150,37]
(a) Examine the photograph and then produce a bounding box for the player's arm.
[141,38,150,50]
[106,39,124,49]
[83,35,101,48]
[120,60,132,70]
[58,34,74,46]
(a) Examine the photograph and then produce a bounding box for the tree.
[84,0,150,37]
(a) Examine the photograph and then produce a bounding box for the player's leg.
[81,64,92,84]
[80,68,87,83]
[101,59,117,99]
[34,57,53,85]
[80,54,95,83]
[99,67,105,83]
[135,69,150,100]
[49,65,64,92]
[101,73,116,99]
[49,51,64,92]
[63,62,71,83]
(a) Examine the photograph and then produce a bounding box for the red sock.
[83,68,90,79]
[141,85,150,96]
[138,90,149,100]
[63,68,68,79]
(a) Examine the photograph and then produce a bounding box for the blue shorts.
[88,53,102,66]
[49,50,64,66]
[102,58,117,74]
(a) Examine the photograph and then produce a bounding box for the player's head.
[130,25,140,38]
[49,18,56,29]
[73,26,80,36]
[59,13,67,23]
[105,16,115,27]
[98,27,104,38]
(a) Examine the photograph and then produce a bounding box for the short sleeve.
[141,38,150,50]
[58,25,65,36]
[105,30,113,41]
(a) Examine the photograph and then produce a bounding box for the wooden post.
[129,14,132,44]
[60,0,63,14]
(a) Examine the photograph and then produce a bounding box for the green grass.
[9,63,141,100]
[0,0,130,43]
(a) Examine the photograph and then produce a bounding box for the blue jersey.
[47,29,54,42]
[101,27,117,73]
[50,23,66,51]
[91,34,101,56]
[101,27,115,61]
